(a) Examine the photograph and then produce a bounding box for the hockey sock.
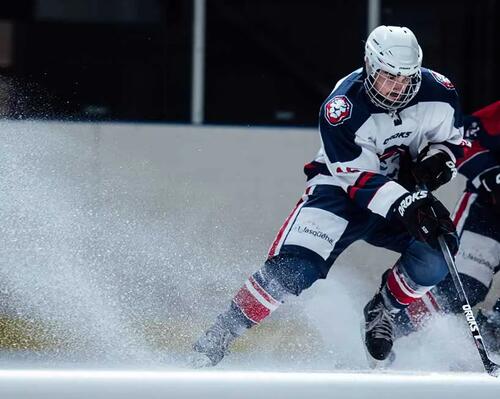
[231,268,287,328]
[404,290,441,329]
[382,262,434,311]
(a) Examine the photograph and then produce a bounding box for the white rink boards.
[0,369,499,399]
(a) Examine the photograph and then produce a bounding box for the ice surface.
[0,120,498,377]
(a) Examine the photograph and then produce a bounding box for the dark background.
[0,0,497,124]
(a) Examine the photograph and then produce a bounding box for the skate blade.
[365,350,396,370]
[187,352,214,369]
[360,321,396,370]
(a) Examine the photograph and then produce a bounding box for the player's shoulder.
[406,68,460,114]
[321,68,372,131]
[417,68,459,102]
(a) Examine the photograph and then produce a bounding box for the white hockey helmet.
[364,25,423,111]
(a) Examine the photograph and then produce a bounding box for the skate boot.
[363,292,397,362]
[191,320,239,367]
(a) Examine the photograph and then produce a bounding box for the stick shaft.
[438,236,499,376]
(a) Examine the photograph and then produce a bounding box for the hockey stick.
[416,183,499,375]
[436,234,500,376]
[412,183,498,377]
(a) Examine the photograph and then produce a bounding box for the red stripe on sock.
[425,291,441,312]
[406,298,432,327]
[233,286,270,324]
[249,276,278,306]
[386,269,416,306]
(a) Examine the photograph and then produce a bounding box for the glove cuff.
[424,144,456,164]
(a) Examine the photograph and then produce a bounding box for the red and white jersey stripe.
[267,187,314,258]
[451,192,477,234]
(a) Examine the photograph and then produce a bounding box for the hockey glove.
[392,191,459,255]
[413,149,457,191]
[478,166,500,209]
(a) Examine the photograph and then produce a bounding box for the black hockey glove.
[478,166,500,210]
[392,191,459,255]
[413,149,457,191]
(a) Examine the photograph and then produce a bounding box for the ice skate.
[191,321,238,368]
[363,292,397,367]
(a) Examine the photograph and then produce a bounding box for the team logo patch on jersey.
[430,70,454,90]
[325,95,352,126]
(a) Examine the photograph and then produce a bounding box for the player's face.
[373,71,411,101]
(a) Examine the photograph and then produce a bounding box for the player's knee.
[264,253,324,296]
[402,240,448,287]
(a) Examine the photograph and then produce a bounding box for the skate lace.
[367,302,394,341]
[205,323,235,354]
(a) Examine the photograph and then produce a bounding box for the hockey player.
[396,101,500,350]
[192,25,464,367]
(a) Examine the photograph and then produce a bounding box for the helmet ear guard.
[364,26,423,111]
